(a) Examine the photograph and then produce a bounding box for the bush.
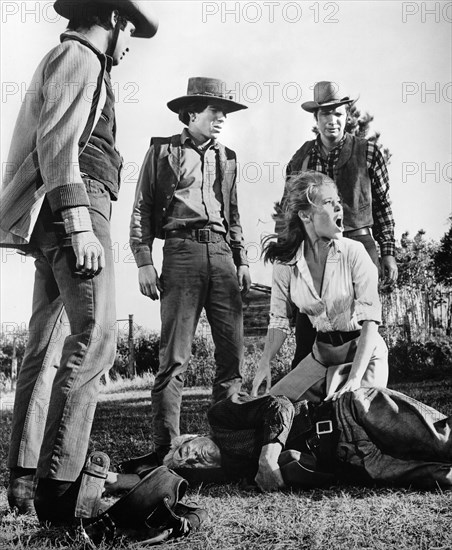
[388,339,452,383]
[0,330,27,377]
[4,327,450,389]
[113,328,160,378]
[182,334,296,390]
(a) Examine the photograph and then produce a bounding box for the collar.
[290,237,344,265]
[60,31,113,72]
[315,134,347,155]
[181,128,218,151]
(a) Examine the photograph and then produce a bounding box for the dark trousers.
[291,233,379,369]
[152,237,244,447]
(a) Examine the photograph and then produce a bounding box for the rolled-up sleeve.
[268,262,294,335]
[350,245,382,324]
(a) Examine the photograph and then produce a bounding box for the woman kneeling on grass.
[252,171,388,402]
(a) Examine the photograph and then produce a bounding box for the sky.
[1,0,451,334]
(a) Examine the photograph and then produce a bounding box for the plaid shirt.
[307,135,395,257]
[207,393,311,480]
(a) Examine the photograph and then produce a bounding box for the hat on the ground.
[279,450,335,489]
[167,77,247,114]
[301,81,356,113]
[54,0,158,38]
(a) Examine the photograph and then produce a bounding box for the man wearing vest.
[281,81,397,367]
[130,77,251,462]
[1,0,157,523]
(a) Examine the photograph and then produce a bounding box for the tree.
[433,217,452,286]
[396,229,438,290]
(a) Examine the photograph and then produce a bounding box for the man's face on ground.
[316,104,347,142]
[112,20,136,65]
[189,104,227,141]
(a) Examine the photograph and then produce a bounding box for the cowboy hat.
[53,0,158,38]
[167,77,247,114]
[301,81,356,113]
[279,450,334,489]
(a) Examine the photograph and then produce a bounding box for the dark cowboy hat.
[279,450,334,489]
[53,0,159,38]
[167,77,247,115]
[301,81,356,113]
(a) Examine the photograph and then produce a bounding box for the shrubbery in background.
[2,327,451,391]
[0,329,27,378]
[388,339,452,383]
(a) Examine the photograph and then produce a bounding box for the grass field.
[1,376,452,549]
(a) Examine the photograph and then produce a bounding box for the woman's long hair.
[263,171,336,264]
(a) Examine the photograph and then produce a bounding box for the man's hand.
[251,359,272,397]
[237,265,251,294]
[254,443,285,492]
[381,255,398,288]
[71,231,105,277]
[139,265,162,300]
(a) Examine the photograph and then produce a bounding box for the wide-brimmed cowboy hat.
[302,81,356,113]
[279,450,334,489]
[167,77,247,114]
[54,0,158,38]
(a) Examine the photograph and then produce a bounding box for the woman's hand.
[325,375,361,401]
[251,359,272,396]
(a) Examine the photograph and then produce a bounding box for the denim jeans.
[152,237,244,447]
[8,179,116,481]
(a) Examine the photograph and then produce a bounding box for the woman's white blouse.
[268,237,382,335]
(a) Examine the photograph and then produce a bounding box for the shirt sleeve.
[367,142,396,257]
[268,262,294,335]
[130,146,156,267]
[208,393,295,454]
[225,156,249,267]
[61,206,93,234]
[349,242,382,324]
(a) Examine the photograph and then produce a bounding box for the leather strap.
[165,228,225,243]
[317,330,361,347]
[306,402,339,472]
[343,227,371,237]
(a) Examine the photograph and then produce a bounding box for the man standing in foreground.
[281,81,398,366]
[1,0,157,523]
[130,77,251,462]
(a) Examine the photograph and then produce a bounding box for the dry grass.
[1,378,452,549]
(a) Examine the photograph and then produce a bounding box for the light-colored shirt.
[268,237,381,335]
[163,129,225,233]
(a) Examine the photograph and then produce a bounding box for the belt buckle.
[316,420,333,436]
[197,228,211,243]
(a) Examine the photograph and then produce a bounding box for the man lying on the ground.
[119,387,452,492]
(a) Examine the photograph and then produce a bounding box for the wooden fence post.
[128,314,136,377]
[10,336,17,392]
